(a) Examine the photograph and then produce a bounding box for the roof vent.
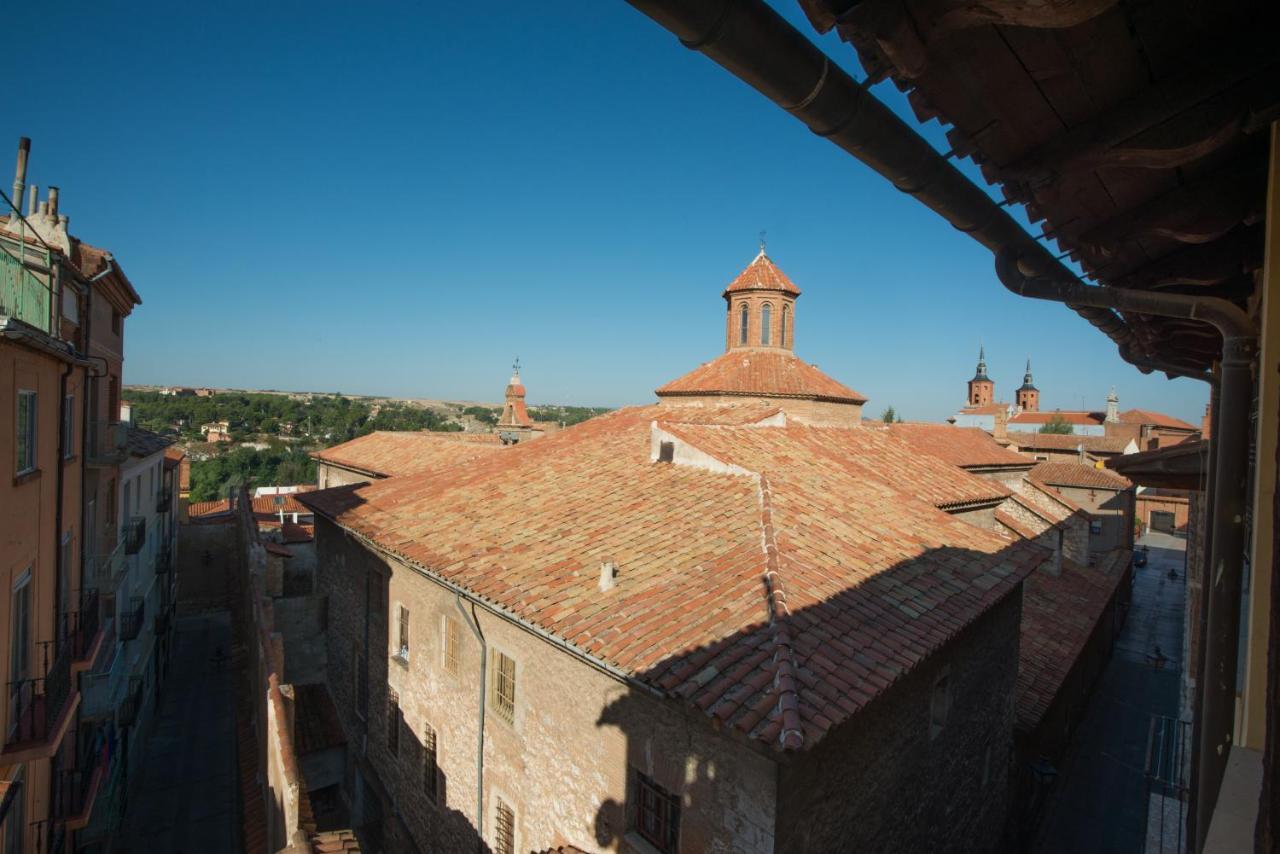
[657,441,674,463]
[599,560,618,592]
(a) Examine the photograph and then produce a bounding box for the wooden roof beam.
[1108,225,1263,291]
[996,52,1278,200]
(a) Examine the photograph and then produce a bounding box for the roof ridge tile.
[758,472,804,751]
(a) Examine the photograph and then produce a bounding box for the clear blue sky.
[4,2,1208,424]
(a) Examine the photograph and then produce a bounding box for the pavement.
[1034,533,1187,854]
[117,611,237,854]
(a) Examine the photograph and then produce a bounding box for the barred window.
[490,650,516,724]
[388,688,400,755]
[930,670,950,740]
[423,723,438,804]
[631,770,680,853]
[494,798,515,854]
[443,616,460,674]
[397,605,410,659]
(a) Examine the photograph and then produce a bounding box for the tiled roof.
[311,830,361,853]
[1009,410,1104,426]
[125,426,173,459]
[264,542,293,558]
[656,349,867,404]
[282,522,314,543]
[995,510,1044,541]
[655,402,783,426]
[886,423,1032,468]
[189,499,232,517]
[1006,432,1133,454]
[1017,550,1130,731]
[300,405,1044,751]
[311,430,504,479]
[723,252,801,296]
[250,494,312,516]
[959,403,1010,415]
[1031,461,1133,491]
[163,445,186,470]
[1118,408,1198,431]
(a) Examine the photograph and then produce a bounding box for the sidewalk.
[117,611,237,853]
[1035,534,1187,854]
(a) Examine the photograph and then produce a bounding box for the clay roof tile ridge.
[758,472,804,751]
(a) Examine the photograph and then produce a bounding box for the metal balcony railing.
[123,517,145,556]
[89,541,125,588]
[59,589,101,664]
[53,763,99,825]
[5,640,73,752]
[117,597,144,643]
[86,421,128,466]
[117,677,143,729]
[0,242,54,335]
[155,487,172,514]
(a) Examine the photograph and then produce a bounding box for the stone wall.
[1055,485,1134,553]
[774,591,1022,854]
[176,521,236,613]
[317,462,377,490]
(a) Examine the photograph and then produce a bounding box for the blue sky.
[3,2,1209,424]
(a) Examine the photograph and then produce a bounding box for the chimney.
[993,406,1008,441]
[11,137,29,219]
[26,184,36,217]
[598,560,618,593]
[1201,403,1212,439]
[47,186,59,219]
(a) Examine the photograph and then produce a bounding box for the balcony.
[117,677,143,729]
[61,589,104,674]
[155,487,172,514]
[0,241,54,335]
[123,517,145,556]
[53,759,106,832]
[117,597,145,643]
[3,641,78,763]
[86,421,128,467]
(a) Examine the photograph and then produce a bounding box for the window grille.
[443,617,460,674]
[632,770,680,853]
[388,688,400,755]
[423,723,438,803]
[494,798,515,854]
[490,651,516,724]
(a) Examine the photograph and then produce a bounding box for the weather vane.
[758,229,767,253]
[512,356,521,375]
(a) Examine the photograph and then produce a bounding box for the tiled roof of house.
[886,423,1032,468]
[1006,432,1133,454]
[655,349,867,404]
[654,402,783,426]
[723,252,801,296]
[189,498,233,517]
[264,542,293,558]
[250,494,312,516]
[995,510,1044,541]
[1009,410,1104,426]
[1031,461,1133,491]
[1118,408,1198,431]
[299,405,1045,752]
[959,403,1010,415]
[282,521,314,543]
[311,430,504,479]
[126,426,173,458]
[1017,550,1130,731]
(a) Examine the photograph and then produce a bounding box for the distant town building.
[201,420,232,442]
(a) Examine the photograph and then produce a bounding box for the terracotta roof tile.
[299,405,1045,752]
[1118,408,1198,430]
[656,350,867,404]
[1017,551,1130,731]
[886,423,1032,468]
[1007,432,1133,454]
[311,430,504,479]
[1031,461,1133,490]
[723,252,801,296]
[189,498,232,517]
[1009,410,1104,426]
[125,426,173,458]
[959,403,1010,415]
[282,521,314,543]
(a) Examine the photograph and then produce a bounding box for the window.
[387,688,400,755]
[1089,519,1103,535]
[111,308,121,336]
[494,798,515,854]
[9,570,32,736]
[761,303,772,346]
[62,394,74,458]
[3,767,23,853]
[929,670,951,740]
[490,650,516,724]
[353,644,368,720]
[16,390,37,475]
[442,616,460,674]
[423,723,438,804]
[397,605,410,660]
[631,770,680,853]
[781,304,789,347]
[738,303,748,345]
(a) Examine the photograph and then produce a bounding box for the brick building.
[1005,432,1138,464]
[1029,462,1135,554]
[300,252,1051,853]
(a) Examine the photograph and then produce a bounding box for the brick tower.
[1016,358,1039,412]
[723,248,800,352]
[496,360,533,445]
[967,346,995,406]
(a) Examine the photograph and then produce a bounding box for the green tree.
[880,406,897,424]
[1039,414,1074,434]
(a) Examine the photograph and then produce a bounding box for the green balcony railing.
[0,243,53,335]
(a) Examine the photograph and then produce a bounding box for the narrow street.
[117,612,237,853]
[1035,533,1187,854]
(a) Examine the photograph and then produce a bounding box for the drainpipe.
[995,249,1256,847]
[454,594,487,851]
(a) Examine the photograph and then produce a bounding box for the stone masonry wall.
[774,591,1022,854]
[317,517,779,853]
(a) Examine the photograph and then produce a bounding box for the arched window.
[781,304,789,347]
[739,303,749,345]
[761,303,772,346]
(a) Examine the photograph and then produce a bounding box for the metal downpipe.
[995,249,1256,849]
[454,594,487,852]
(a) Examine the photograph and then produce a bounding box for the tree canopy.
[1039,414,1075,434]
